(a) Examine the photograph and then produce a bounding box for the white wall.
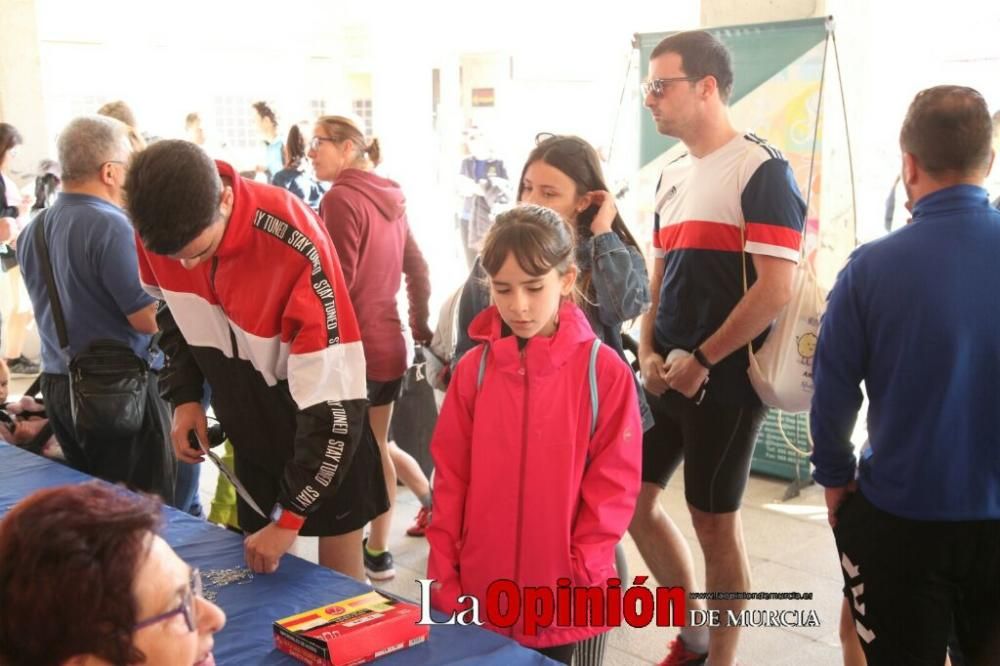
[826,0,1000,242]
[703,0,825,26]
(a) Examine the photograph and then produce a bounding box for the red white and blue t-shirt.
[652,133,806,405]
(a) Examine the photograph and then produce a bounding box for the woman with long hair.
[272,123,324,210]
[456,133,652,429]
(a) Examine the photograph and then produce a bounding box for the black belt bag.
[69,339,148,439]
[33,212,149,439]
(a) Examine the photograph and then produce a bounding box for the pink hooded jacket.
[426,300,642,648]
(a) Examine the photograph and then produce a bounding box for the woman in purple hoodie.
[309,115,434,580]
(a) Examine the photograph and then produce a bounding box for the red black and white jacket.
[136,161,368,516]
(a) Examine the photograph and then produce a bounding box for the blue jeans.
[174,461,204,517]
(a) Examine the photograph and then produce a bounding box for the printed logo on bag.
[797,332,818,362]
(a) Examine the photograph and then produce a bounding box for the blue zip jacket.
[811,184,1000,520]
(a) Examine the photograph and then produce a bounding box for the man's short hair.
[185,112,201,130]
[900,86,993,176]
[651,30,734,103]
[125,140,221,256]
[57,115,130,184]
[992,109,1000,135]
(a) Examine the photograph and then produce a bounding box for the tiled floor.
[197,456,846,665]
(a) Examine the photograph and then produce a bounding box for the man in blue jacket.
[811,85,1000,665]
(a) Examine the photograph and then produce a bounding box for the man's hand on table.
[245,523,298,573]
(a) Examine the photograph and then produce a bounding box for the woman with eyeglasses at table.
[0,482,226,666]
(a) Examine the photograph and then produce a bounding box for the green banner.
[636,17,829,166]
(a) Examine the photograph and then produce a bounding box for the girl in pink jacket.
[427,205,642,663]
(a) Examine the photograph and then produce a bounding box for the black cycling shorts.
[366,376,403,407]
[641,390,766,513]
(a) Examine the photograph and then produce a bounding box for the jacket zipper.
[513,349,529,639]
[209,256,239,358]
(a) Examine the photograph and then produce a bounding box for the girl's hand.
[588,190,616,236]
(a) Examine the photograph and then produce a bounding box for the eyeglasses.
[309,136,337,151]
[641,76,702,98]
[134,567,202,633]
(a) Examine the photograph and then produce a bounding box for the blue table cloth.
[0,444,554,665]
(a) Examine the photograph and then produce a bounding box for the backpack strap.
[476,343,489,389]
[588,338,601,438]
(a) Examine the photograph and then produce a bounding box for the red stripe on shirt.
[745,222,801,251]
[657,220,742,253]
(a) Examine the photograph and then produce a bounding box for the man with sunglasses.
[631,31,806,666]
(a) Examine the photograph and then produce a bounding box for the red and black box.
[274,591,429,665]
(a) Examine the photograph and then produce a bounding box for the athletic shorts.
[234,421,389,537]
[367,376,403,407]
[834,491,1000,665]
[641,390,766,513]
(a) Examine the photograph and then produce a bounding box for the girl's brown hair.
[481,204,576,280]
[284,123,307,169]
[0,123,23,168]
[517,134,642,300]
[315,115,382,167]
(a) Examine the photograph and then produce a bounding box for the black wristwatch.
[692,347,714,371]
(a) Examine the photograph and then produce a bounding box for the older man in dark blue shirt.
[19,115,173,499]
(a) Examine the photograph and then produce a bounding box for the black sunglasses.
[641,76,703,98]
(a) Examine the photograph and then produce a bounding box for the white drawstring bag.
[730,133,830,413]
[746,256,826,413]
